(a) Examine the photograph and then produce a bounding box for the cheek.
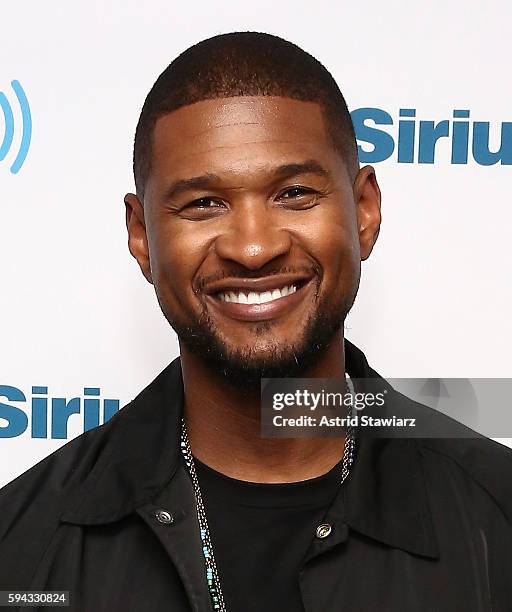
[298,207,360,290]
[147,219,202,309]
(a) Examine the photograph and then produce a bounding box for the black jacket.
[1,339,511,611]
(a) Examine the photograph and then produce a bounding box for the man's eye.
[277,186,319,205]
[279,187,312,199]
[184,198,224,210]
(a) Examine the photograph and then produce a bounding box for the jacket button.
[316,523,332,539]
[154,509,174,525]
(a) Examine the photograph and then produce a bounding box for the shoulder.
[0,400,132,516]
[0,402,132,558]
[0,357,181,547]
[0,401,137,588]
[374,378,512,524]
[418,435,512,524]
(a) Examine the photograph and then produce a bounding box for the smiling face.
[125,96,381,387]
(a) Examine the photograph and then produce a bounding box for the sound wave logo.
[0,80,32,174]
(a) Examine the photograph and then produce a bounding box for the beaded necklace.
[180,375,357,611]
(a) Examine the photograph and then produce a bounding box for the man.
[1,31,511,612]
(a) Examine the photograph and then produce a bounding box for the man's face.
[125,96,380,387]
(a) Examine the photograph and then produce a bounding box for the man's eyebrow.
[161,160,331,201]
[162,173,221,201]
[273,160,331,180]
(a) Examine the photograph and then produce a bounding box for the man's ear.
[353,165,382,261]
[124,193,153,284]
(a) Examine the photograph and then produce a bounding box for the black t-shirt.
[192,455,344,612]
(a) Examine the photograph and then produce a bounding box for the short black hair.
[133,31,358,200]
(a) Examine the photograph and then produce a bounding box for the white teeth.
[219,284,299,304]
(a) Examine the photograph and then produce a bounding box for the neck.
[179,330,347,483]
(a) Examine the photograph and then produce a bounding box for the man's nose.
[213,203,292,270]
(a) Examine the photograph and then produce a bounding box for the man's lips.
[204,276,315,322]
[204,273,313,295]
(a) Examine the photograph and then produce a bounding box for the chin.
[218,331,306,359]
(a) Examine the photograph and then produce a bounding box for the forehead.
[148,96,339,186]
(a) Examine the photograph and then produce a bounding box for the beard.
[159,277,358,393]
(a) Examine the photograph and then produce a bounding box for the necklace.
[180,375,357,612]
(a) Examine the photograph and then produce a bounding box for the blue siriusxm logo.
[0,80,32,174]
[351,108,512,165]
[0,385,120,439]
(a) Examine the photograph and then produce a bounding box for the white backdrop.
[1,0,511,487]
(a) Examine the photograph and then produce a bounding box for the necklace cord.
[180,375,357,611]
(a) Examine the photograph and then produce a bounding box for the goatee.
[164,288,355,392]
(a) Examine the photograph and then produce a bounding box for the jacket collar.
[60,339,439,559]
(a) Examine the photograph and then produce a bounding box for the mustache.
[194,264,321,293]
